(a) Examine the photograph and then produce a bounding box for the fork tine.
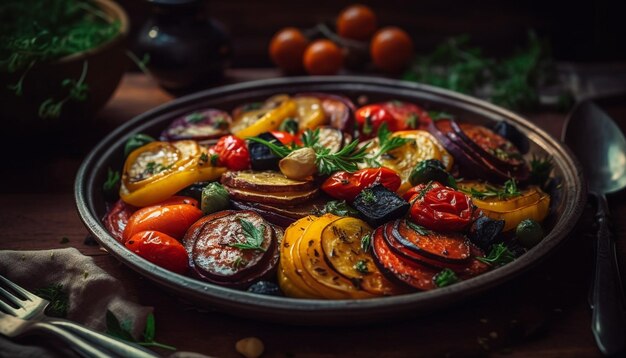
[0,297,20,315]
[0,286,25,306]
[0,275,36,300]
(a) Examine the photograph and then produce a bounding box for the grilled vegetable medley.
[103,93,555,299]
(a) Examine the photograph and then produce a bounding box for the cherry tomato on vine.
[370,27,414,73]
[322,167,401,201]
[303,40,344,75]
[210,135,250,171]
[125,231,189,274]
[269,27,309,74]
[337,4,378,41]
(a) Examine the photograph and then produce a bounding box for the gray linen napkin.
[0,248,151,357]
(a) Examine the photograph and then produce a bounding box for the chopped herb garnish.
[406,114,419,129]
[361,233,372,252]
[279,118,299,134]
[185,112,206,123]
[434,268,459,287]
[198,152,209,165]
[106,310,176,350]
[313,200,359,217]
[529,155,554,187]
[233,257,248,268]
[360,189,376,204]
[103,168,120,197]
[144,161,173,176]
[210,153,219,166]
[407,221,431,236]
[241,102,263,111]
[362,115,373,135]
[428,111,455,121]
[228,218,267,252]
[354,260,369,274]
[124,133,155,157]
[212,116,228,129]
[460,179,521,200]
[417,181,434,200]
[476,242,516,267]
[35,283,68,318]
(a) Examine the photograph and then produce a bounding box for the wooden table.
[2,70,625,358]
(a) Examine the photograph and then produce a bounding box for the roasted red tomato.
[407,182,476,232]
[210,135,250,171]
[103,200,137,243]
[122,201,203,243]
[125,231,189,274]
[322,167,401,201]
[154,195,199,208]
[355,104,396,136]
[382,101,431,130]
[270,130,302,146]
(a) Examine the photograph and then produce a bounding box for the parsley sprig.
[476,243,516,267]
[434,268,459,287]
[460,179,521,200]
[35,283,69,318]
[228,218,267,252]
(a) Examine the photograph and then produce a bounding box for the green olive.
[201,182,230,215]
[515,219,544,248]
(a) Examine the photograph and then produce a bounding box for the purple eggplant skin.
[230,200,296,228]
[449,120,526,171]
[295,92,356,134]
[491,121,530,154]
[160,109,231,141]
[316,126,346,152]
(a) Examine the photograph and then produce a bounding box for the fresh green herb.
[529,155,554,187]
[233,257,248,268]
[434,268,459,287]
[279,118,299,134]
[59,237,70,244]
[460,179,521,200]
[198,152,209,165]
[313,200,359,217]
[428,111,455,121]
[354,260,369,274]
[185,112,205,123]
[228,218,267,252]
[407,221,431,236]
[144,162,173,176]
[241,102,263,112]
[210,153,219,166]
[360,233,372,252]
[106,310,176,350]
[124,133,155,157]
[417,181,434,200]
[476,243,516,267]
[103,168,120,196]
[403,32,558,111]
[35,283,69,318]
[406,114,419,129]
[38,61,89,119]
[362,115,373,135]
[360,189,376,204]
[212,116,228,129]
[369,123,412,165]
[248,129,369,175]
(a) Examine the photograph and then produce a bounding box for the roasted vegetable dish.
[103,93,555,299]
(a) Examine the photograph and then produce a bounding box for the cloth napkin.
[0,248,212,358]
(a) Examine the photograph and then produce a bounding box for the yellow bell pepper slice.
[457,181,544,211]
[120,140,226,207]
[481,193,551,231]
[234,99,297,138]
[294,97,327,130]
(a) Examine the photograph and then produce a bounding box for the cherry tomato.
[154,195,199,208]
[269,27,309,74]
[103,199,137,243]
[210,135,250,171]
[336,4,378,41]
[270,131,302,146]
[303,40,344,76]
[370,27,414,73]
[355,104,397,136]
[382,101,431,130]
[407,182,476,232]
[122,203,203,242]
[125,231,189,274]
[322,167,401,201]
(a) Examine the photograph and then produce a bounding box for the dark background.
[120,0,626,67]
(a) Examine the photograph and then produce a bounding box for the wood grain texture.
[2,72,625,357]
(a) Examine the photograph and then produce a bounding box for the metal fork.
[0,274,159,358]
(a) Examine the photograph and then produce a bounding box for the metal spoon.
[563,100,626,355]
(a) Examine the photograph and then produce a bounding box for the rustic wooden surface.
[1,70,625,358]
